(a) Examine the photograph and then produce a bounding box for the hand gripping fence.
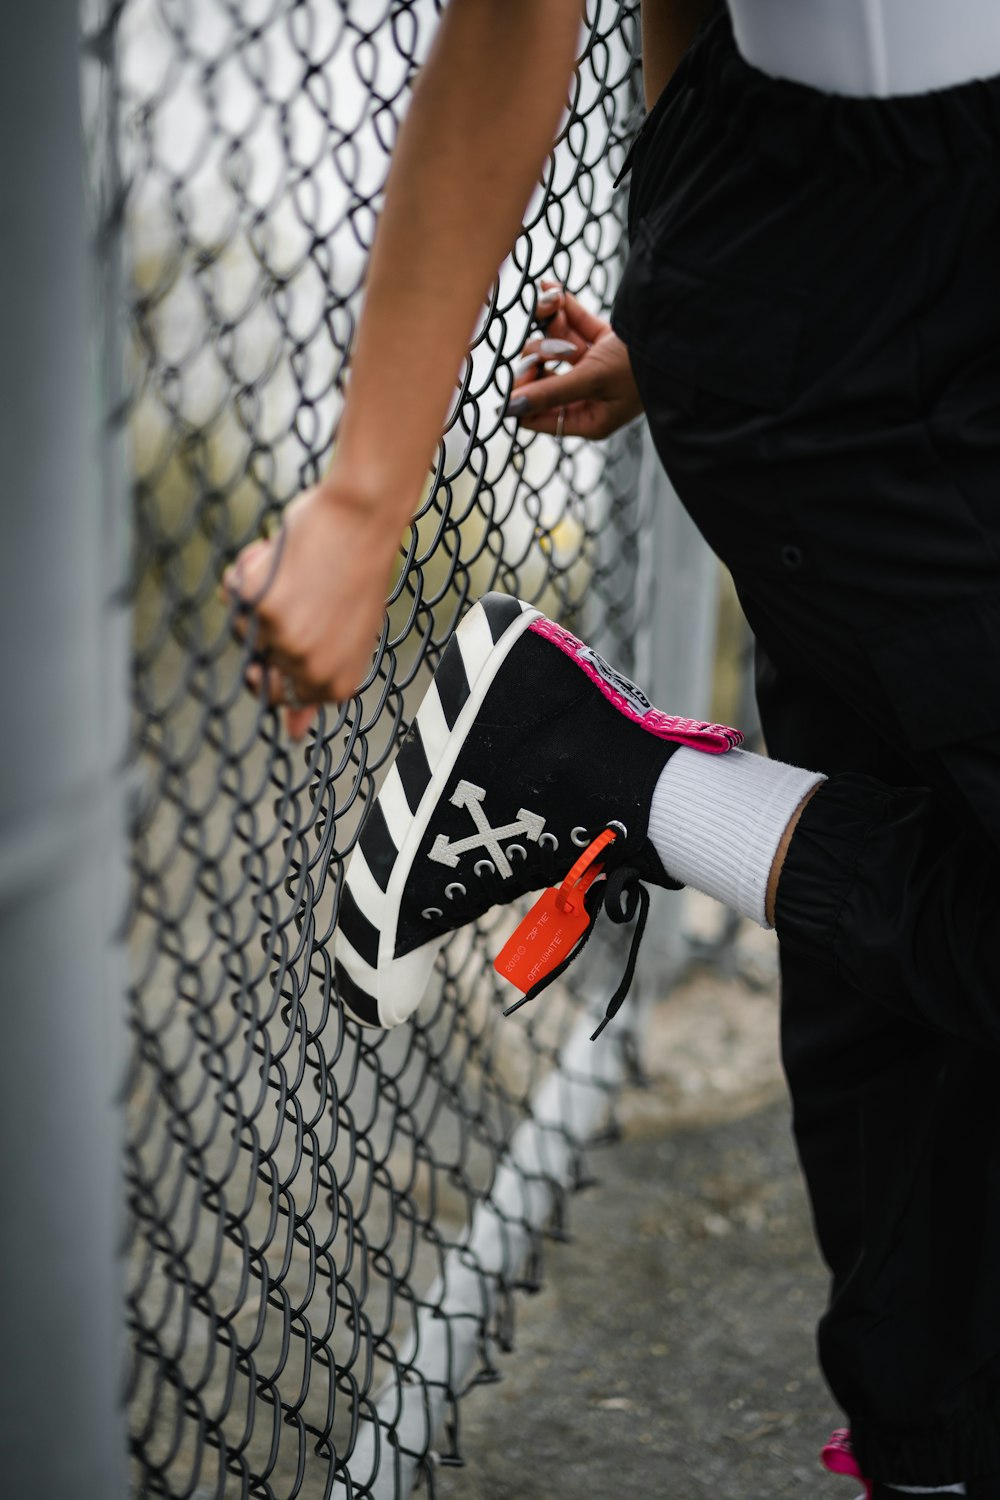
[76,4,712,1496]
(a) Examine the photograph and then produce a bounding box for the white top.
[728,0,1000,97]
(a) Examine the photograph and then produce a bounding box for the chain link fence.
[79,3,709,1495]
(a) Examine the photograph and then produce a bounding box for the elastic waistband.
[693,10,1000,173]
[729,0,1000,99]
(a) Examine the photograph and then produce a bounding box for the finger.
[246,662,315,710]
[222,537,269,603]
[506,363,603,420]
[238,535,284,610]
[512,355,539,386]
[244,657,322,738]
[532,304,575,345]
[518,401,590,439]
[557,289,610,346]
[285,704,319,742]
[225,542,283,651]
[534,280,563,325]
[244,663,289,707]
[512,338,582,385]
[276,666,321,710]
[231,603,272,646]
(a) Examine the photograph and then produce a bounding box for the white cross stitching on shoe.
[428,780,545,880]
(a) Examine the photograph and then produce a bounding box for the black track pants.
[613,11,1000,1488]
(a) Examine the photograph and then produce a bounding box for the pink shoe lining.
[530,618,743,755]
[822,1428,873,1499]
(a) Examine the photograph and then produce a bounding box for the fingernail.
[506,394,532,418]
[539,338,576,359]
[513,354,540,381]
[536,286,560,308]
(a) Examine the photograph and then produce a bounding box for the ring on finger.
[555,407,565,442]
[282,673,307,710]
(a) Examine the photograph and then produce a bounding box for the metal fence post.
[0,4,129,1497]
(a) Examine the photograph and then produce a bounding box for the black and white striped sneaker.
[334,593,741,1029]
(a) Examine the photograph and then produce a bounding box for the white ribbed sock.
[647,747,826,928]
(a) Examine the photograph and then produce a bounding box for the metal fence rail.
[80,3,716,1496]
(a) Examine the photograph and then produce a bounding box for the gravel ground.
[433,912,847,1500]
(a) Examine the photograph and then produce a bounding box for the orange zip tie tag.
[494,828,619,996]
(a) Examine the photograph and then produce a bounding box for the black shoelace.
[503,860,651,1042]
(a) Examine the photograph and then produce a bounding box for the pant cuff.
[773,772,896,970]
[853,1381,1000,1492]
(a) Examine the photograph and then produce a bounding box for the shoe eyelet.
[444,881,466,901]
[474,859,495,879]
[606,819,628,841]
[539,832,559,852]
[507,843,527,863]
[422,906,443,921]
[570,826,590,848]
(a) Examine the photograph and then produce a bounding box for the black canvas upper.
[395,629,680,959]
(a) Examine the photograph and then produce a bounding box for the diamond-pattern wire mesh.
[97,2,653,1494]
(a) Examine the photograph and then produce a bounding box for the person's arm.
[503,0,720,442]
[336,0,583,521]
[227,1,583,722]
[340,0,718,503]
[228,1,720,730]
[641,0,718,106]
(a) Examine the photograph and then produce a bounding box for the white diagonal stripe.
[344,850,385,928]
[378,765,411,848]
[456,602,494,686]
[336,930,379,992]
[415,683,450,771]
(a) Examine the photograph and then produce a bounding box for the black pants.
[613,12,1000,1489]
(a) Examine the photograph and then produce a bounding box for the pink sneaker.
[822,1429,873,1500]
